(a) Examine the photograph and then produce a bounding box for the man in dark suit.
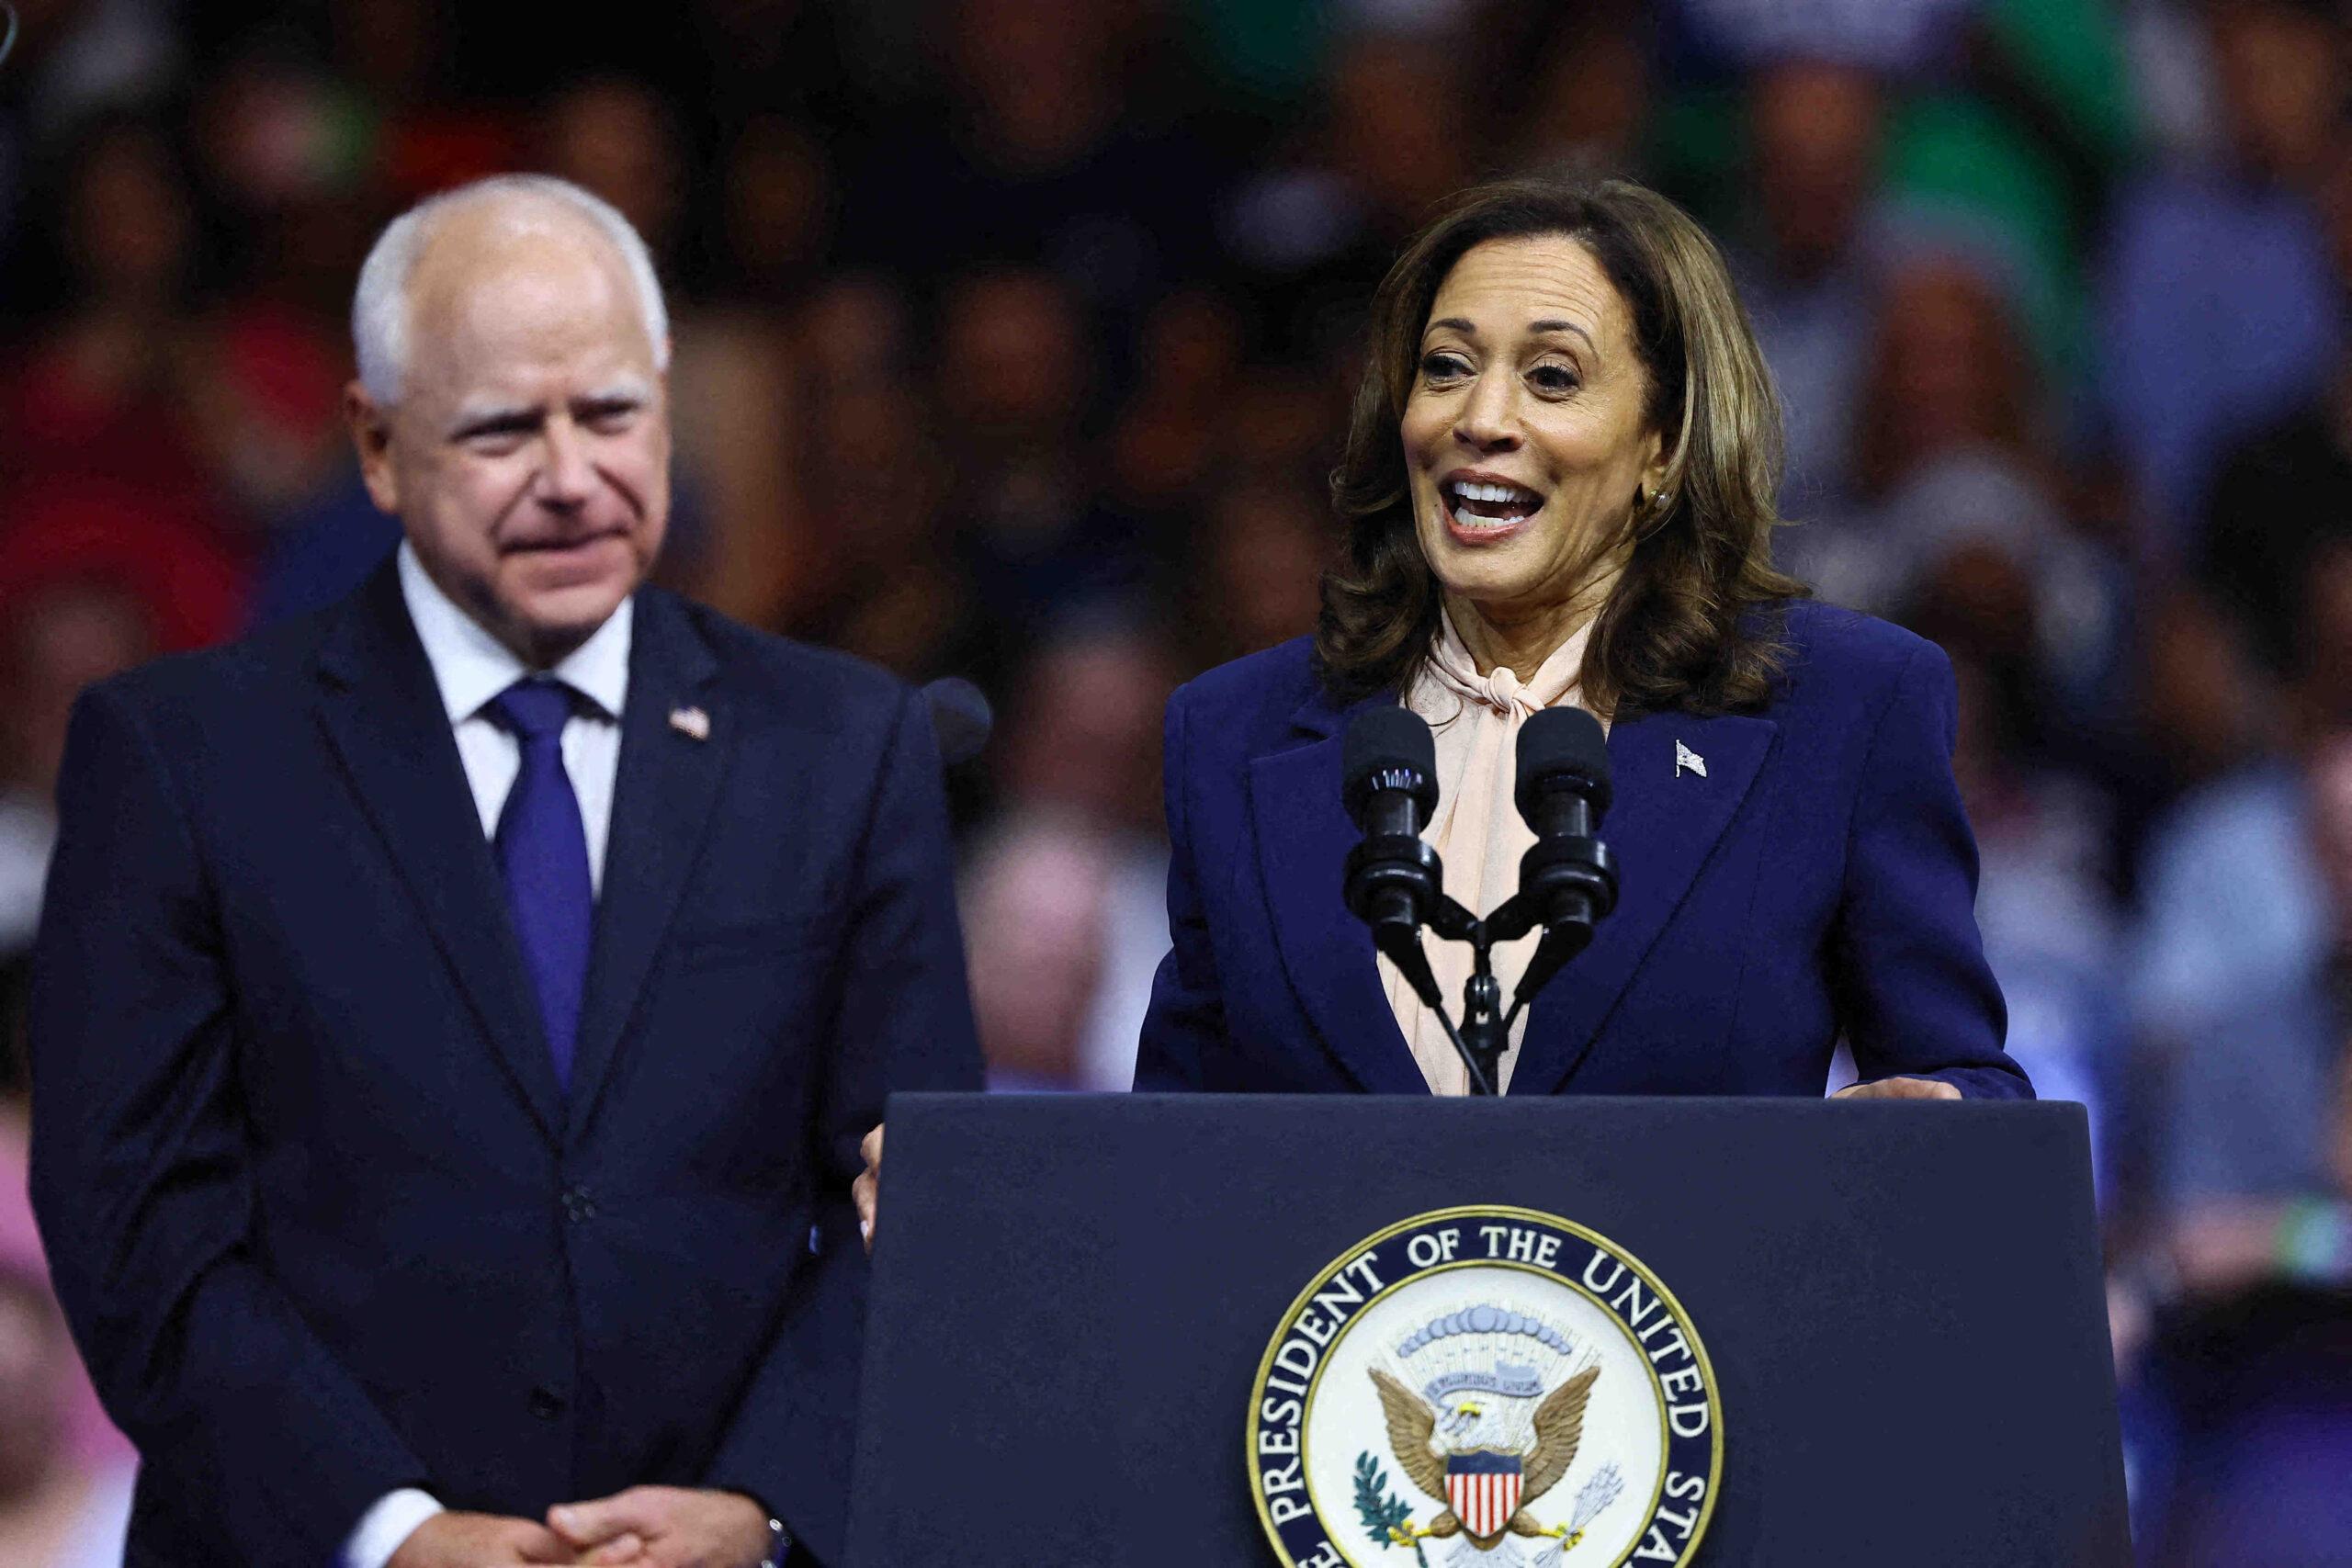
[28,175,980,1568]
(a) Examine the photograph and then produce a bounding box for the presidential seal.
[1248,1207,1722,1568]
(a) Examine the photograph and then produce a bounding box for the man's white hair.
[351,174,671,405]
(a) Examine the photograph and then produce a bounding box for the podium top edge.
[884,1090,2085,1124]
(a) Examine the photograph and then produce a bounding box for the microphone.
[1506,707,1619,1002]
[1340,707,1444,1007]
[922,677,994,766]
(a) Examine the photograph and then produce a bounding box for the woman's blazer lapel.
[1509,707,1780,1095]
[1246,686,1432,1094]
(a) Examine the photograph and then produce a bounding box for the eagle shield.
[1445,1449,1524,1540]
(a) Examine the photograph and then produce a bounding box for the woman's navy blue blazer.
[1135,599,2032,1099]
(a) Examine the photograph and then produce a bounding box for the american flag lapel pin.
[1675,739,1706,778]
[669,705,710,741]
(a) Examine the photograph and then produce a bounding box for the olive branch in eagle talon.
[1353,1452,1431,1565]
[1369,1361,1602,1548]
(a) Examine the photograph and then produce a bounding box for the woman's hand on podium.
[853,1123,883,1250]
[1833,1077,1962,1101]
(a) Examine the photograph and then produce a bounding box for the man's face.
[349,208,669,666]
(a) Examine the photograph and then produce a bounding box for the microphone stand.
[1417,896,1515,1097]
[1416,891,1595,1098]
[1342,720,1615,1097]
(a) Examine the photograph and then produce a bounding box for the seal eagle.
[1368,1362,1601,1548]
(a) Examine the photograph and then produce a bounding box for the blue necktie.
[488,679,593,1089]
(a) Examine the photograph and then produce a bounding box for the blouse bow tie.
[1423,615,1582,719]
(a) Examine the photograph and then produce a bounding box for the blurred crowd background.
[1,0,2350,1560]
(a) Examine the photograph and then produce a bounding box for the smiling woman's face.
[1402,234,1667,627]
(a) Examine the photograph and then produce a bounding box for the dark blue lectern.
[846,1094,2129,1567]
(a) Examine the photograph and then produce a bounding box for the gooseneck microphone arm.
[1340,706,1618,1097]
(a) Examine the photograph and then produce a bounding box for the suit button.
[528,1386,566,1420]
[561,1186,595,1223]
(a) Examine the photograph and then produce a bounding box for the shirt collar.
[396,540,633,725]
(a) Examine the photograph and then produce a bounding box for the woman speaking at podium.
[1134,178,2030,1102]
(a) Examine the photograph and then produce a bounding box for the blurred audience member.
[1787,239,2027,559]
[537,75,683,273]
[797,274,913,394]
[1852,249,2047,502]
[179,49,382,534]
[1219,358,1344,487]
[1,111,226,536]
[189,293,351,531]
[1920,573,2127,1190]
[2100,0,2346,543]
[330,0,521,200]
[993,623,1178,840]
[1184,479,1331,669]
[0,0,177,266]
[1729,60,1885,515]
[2198,137,2352,679]
[1810,451,2123,728]
[0,566,156,1093]
[0,485,243,659]
[1107,289,1248,520]
[2130,542,2352,1213]
[981,626,1181,1087]
[791,378,981,682]
[713,113,835,305]
[1789,247,2060,620]
[960,813,1116,1090]
[0,575,154,962]
[0,1267,133,1567]
[1869,1,2136,379]
[0,1109,133,1568]
[937,267,1147,669]
[2138,583,2282,801]
[1490,1,1653,184]
[1222,26,1474,360]
[2161,1042,2352,1297]
[537,74,797,625]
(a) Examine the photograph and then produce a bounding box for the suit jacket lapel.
[312,562,566,1139]
[1507,706,1779,1096]
[564,589,731,1141]
[1249,690,1430,1095]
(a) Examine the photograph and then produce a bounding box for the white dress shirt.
[397,540,630,889]
[344,544,635,1568]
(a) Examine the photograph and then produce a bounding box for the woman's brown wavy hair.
[1316,176,1808,717]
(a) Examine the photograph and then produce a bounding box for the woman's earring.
[1635,484,1675,541]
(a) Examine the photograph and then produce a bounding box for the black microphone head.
[1516,706,1611,823]
[1342,706,1439,828]
[922,677,994,766]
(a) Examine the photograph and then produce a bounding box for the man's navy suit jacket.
[28,561,981,1565]
[1136,600,2032,1099]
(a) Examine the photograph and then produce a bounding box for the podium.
[846,1094,2129,1567]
